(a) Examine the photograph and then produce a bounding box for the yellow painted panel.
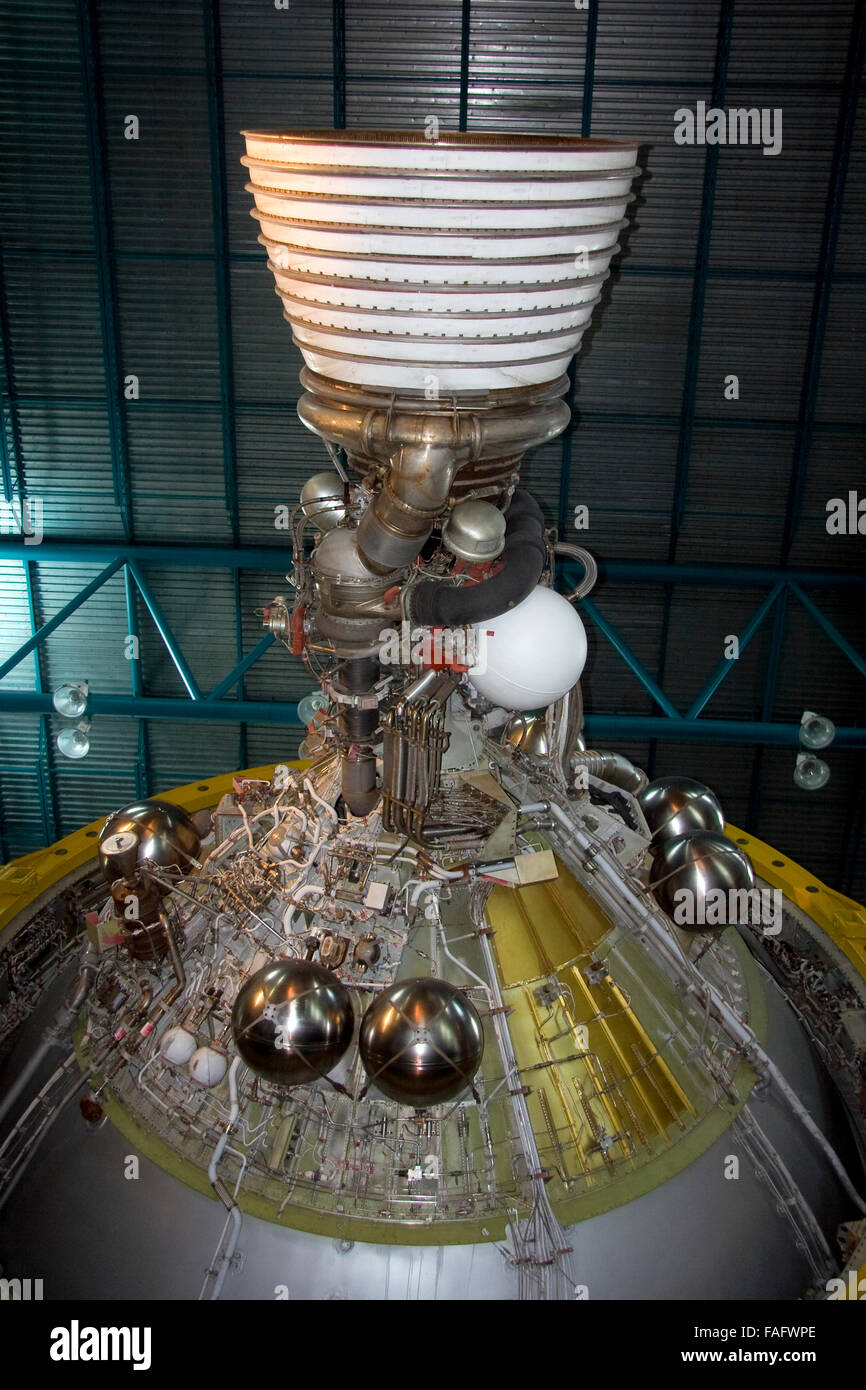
[726,822,866,983]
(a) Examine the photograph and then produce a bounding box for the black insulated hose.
[409,488,547,628]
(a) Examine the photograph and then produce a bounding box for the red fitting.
[290,604,306,655]
[452,557,502,583]
[422,624,470,673]
[80,1097,103,1125]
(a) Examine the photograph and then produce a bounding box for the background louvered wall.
[0,0,863,899]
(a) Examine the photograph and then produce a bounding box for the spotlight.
[56,720,91,760]
[52,681,89,718]
[793,753,830,791]
[799,710,835,751]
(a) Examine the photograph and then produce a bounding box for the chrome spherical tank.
[649,831,756,931]
[98,799,201,882]
[232,960,354,1087]
[502,713,548,758]
[359,978,484,1108]
[638,776,725,842]
[300,471,346,532]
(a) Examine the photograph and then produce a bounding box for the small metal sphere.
[649,831,755,932]
[359,978,484,1109]
[638,776,724,843]
[502,712,548,758]
[232,960,354,1088]
[300,472,346,532]
[98,799,201,883]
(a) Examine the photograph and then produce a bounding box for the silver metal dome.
[98,799,201,882]
[638,776,725,843]
[300,472,346,533]
[359,978,484,1108]
[649,830,756,929]
[232,960,355,1087]
[442,500,507,563]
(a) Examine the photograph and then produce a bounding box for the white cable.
[206,1056,243,1301]
[409,880,433,908]
[304,777,337,824]
[283,883,327,938]
[237,801,255,851]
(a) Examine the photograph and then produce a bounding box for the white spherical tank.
[159,1027,198,1067]
[188,1047,228,1089]
[467,585,587,710]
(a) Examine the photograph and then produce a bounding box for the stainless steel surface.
[232,961,354,1087]
[98,799,201,882]
[572,749,648,795]
[300,472,346,532]
[649,831,756,927]
[382,696,451,839]
[297,374,570,509]
[638,776,725,842]
[553,541,598,600]
[312,526,401,621]
[502,712,549,757]
[442,500,506,562]
[359,978,484,1108]
[547,682,584,786]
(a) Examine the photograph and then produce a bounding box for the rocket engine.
[243,128,639,820]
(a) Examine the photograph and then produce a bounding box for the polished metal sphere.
[638,776,724,842]
[300,472,346,532]
[649,831,755,931]
[442,500,506,562]
[502,712,548,758]
[232,960,354,1087]
[98,799,201,882]
[359,978,484,1109]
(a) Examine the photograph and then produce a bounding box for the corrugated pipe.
[572,750,648,795]
[409,488,546,627]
